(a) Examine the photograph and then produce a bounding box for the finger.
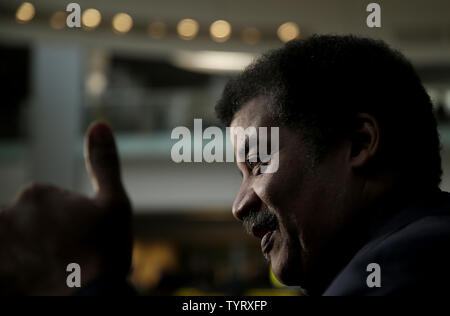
[84,121,127,203]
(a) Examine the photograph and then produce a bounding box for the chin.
[269,244,304,286]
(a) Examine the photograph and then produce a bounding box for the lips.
[251,225,275,254]
[261,231,274,254]
[244,208,279,256]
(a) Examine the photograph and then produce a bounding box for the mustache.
[242,205,279,235]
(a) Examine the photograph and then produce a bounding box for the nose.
[232,183,261,221]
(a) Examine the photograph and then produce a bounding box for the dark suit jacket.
[323,190,450,296]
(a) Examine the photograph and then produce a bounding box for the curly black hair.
[216,35,442,188]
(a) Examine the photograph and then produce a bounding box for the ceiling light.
[210,20,232,43]
[82,8,102,29]
[172,50,256,74]
[112,13,133,34]
[177,19,199,40]
[16,2,35,23]
[277,22,300,42]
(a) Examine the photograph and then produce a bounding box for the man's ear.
[349,113,380,169]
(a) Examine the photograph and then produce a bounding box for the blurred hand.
[0,122,132,295]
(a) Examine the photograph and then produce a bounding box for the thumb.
[84,121,127,203]
[85,122,133,276]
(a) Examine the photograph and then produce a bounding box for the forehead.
[230,95,276,129]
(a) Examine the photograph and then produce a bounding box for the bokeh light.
[277,22,300,42]
[177,19,200,40]
[49,11,67,30]
[241,27,261,44]
[112,13,133,34]
[16,2,35,23]
[210,20,232,43]
[82,9,102,30]
[148,21,168,39]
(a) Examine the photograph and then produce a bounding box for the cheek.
[252,173,286,208]
[252,173,302,236]
[253,162,306,212]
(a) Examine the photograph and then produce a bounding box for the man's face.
[230,95,354,288]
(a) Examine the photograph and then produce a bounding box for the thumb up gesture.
[0,122,133,295]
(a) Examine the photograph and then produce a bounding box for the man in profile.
[1,35,449,296]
